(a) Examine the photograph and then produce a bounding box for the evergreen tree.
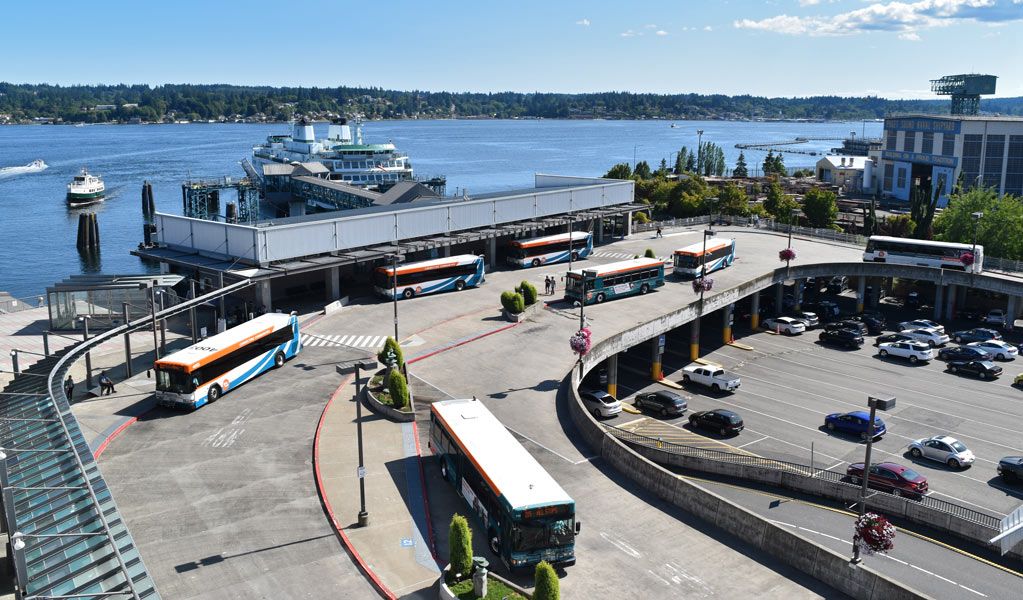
[773,152,788,176]
[659,158,668,173]
[604,163,632,179]
[534,561,560,600]
[634,160,652,180]
[387,368,409,410]
[802,187,839,228]
[733,152,748,178]
[763,151,776,176]
[910,176,944,239]
[675,147,689,174]
[448,515,473,582]
[685,152,697,173]
[377,337,403,369]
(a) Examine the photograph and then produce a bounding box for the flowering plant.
[853,512,896,556]
[779,248,797,262]
[692,277,713,293]
[569,328,592,357]
[960,252,975,267]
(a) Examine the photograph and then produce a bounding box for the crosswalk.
[301,334,388,349]
[591,251,672,263]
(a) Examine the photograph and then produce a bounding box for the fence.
[603,423,1001,529]
[0,293,46,314]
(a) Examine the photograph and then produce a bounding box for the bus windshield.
[512,518,576,551]
[674,254,701,268]
[155,368,196,394]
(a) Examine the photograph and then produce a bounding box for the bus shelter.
[46,274,185,331]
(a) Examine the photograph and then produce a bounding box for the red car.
[846,461,929,499]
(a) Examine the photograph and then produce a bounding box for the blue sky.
[5,0,1021,98]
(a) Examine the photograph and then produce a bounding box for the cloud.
[799,0,824,5]
[656,30,669,35]
[620,29,639,37]
[704,25,713,30]
[734,0,1023,37]
[576,18,590,26]
[899,31,921,40]
[646,24,658,28]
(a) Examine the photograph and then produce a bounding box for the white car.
[898,319,945,334]
[967,340,1019,360]
[987,309,1006,327]
[900,327,950,347]
[908,435,976,469]
[787,311,820,328]
[579,390,622,419]
[877,341,933,363]
[763,316,806,335]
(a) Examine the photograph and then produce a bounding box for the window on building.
[896,167,907,190]
[962,134,983,188]
[886,130,897,151]
[942,134,956,156]
[883,164,894,192]
[984,134,1005,192]
[921,132,934,155]
[1005,135,1023,197]
[903,132,916,153]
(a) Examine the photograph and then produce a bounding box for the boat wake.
[0,159,48,179]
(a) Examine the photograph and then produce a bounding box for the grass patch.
[448,577,527,600]
[369,375,412,412]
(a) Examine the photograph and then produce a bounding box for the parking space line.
[736,436,768,449]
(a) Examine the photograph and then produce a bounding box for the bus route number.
[524,505,566,518]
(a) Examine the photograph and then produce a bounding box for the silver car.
[908,435,976,469]
[580,390,622,419]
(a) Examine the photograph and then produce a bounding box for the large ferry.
[66,168,105,206]
[251,116,445,193]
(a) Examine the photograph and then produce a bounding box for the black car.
[937,346,992,362]
[634,390,688,417]
[848,314,886,334]
[824,320,869,336]
[998,457,1023,483]
[874,332,914,346]
[946,360,1002,379]
[688,409,744,436]
[955,309,982,321]
[809,300,840,320]
[827,276,849,294]
[819,329,864,348]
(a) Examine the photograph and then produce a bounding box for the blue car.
[937,345,992,362]
[950,328,1001,344]
[824,411,887,440]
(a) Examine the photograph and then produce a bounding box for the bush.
[377,336,403,369]
[387,368,409,410]
[518,280,538,306]
[533,560,560,600]
[448,514,473,583]
[633,211,650,224]
[644,248,656,259]
[501,290,525,314]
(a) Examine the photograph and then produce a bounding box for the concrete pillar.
[944,284,957,320]
[327,266,340,301]
[443,244,451,257]
[933,285,945,321]
[722,304,734,344]
[1007,296,1018,331]
[595,218,604,243]
[793,279,804,311]
[690,317,701,361]
[289,199,306,217]
[159,261,170,274]
[869,277,881,308]
[607,354,618,398]
[774,283,784,316]
[957,285,967,307]
[257,280,272,312]
[624,212,633,237]
[856,276,866,313]
[750,293,760,329]
[488,235,497,269]
[651,337,663,381]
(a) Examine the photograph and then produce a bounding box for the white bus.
[863,236,983,274]
[154,312,301,408]
[506,232,593,268]
[430,398,579,569]
[374,254,485,300]
[673,237,736,278]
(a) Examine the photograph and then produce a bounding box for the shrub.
[518,280,538,306]
[501,290,525,314]
[644,248,656,259]
[377,336,403,369]
[533,560,560,600]
[448,514,473,582]
[633,211,650,224]
[387,368,409,410]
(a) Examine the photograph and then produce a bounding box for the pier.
[734,137,846,156]
[182,175,261,222]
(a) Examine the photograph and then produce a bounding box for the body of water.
[0,119,882,298]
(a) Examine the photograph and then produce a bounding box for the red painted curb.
[411,421,440,563]
[313,375,397,600]
[94,406,157,459]
[408,321,519,365]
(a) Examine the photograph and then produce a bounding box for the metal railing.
[603,423,1001,529]
[0,293,47,314]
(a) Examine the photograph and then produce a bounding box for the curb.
[94,405,158,459]
[408,321,520,364]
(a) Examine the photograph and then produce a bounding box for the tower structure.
[930,74,997,115]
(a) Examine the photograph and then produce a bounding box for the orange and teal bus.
[673,237,735,278]
[564,257,665,305]
[430,398,579,569]
[374,254,485,300]
[506,232,593,268]
[154,312,300,408]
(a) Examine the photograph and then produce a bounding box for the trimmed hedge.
[534,560,560,600]
[644,248,656,258]
[377,336,403,369]
[387,368,408,410]
[448,514,473,583]
[517,280,538,306]
[500,290,525,314]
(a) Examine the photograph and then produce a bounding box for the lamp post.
[699,229,713,311]
[336,356,379,528]
[697,129,704,176]
[970,211,983,273]
[78,316,93,388]
[390,254,404,342]
[851,395,896,565]
[567,216,575,272]
[706,196,717,235]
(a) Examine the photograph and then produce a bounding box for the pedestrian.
[98,372,116,395]
[656,225,662,238]
[546,276,553,295]
[550,277,557,295]
[64,375,74,399]
[753,214,760,228]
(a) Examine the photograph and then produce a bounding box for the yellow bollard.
[608,382,617,398]
[652,361,662,381]
[690,343,699,361]
[751,313,760,329]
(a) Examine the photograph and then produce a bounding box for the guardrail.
[0,293,46,313]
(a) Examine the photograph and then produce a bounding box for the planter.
[438,564,531,600]
[503,301,541,323]
[365,368,415,422]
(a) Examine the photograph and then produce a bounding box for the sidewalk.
[317,374,442,599]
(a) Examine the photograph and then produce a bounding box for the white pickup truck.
[682,364,741,392]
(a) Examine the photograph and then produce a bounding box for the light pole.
[336,356,379,528]
[851,395,896,565]
[567,216,575,272]
[706,197,717,236]
[699,229,713,310]
[78,316,93,388]
[970,211,983,272]
[697,129,704,176]
[390,254,404,342]
[633,144,642,172]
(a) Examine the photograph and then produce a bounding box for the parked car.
[937,345,992,361]
[824,320,869,336]
[897,319,945,334]
[905,292,921,309]
[824,411,886,440]
[1014,373,1023,387]
[945,360,1003,379]
[682,365,742,392]
[967,340,1019,360]
[848,314,886,334]
[810,300,840,319]
[827,276,849,294]
[997,457,1023,483]
[688,409,744,436]
[877,341,933,363]
[874,332,915,346]
[986,309,1006,327]
[785,311,820,328]
[900,328,950,347]
[579,390,622,419]
[908,435,975,468]
[763,316,806,335]
[846,462,929,499]
[951,328,1001,343]
[955,309,982,321]
[634,390,688,417]
[818,329,864,349]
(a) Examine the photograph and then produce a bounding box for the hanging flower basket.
[570,329,591,357]
[779,248,797,262]
[853,512,896,556]
[960,252,975,267]
[692,277,714,293]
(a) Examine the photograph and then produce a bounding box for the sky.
[4,0,1021,99]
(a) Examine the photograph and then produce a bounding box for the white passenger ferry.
[66,168,105,206]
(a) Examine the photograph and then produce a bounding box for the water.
[0,119,882,298]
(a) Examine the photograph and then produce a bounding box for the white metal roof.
[156,312,293,367]
[818,155,869,170]
[431,399,573,510]
[567,257,663,277]
[674,237,734,256]
[380,254,481,275]
[509,231,589,247]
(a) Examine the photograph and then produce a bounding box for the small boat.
[670,123,678,128]
[66,168,105,206]
[0,159,47,179]
[28,159,46,169]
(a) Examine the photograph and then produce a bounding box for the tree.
[772,152,788,176]
[909,176,944,239]
[658,158,668,173]
[934,188,1023,260]
[685,152,697,173]
[604,163,632,179]
[716,182,750,216]
[634,160,652,180]
[802,187,839,229]
[448,514,473,582]
[674,147,688,174]
[733,152,748,178]
[879,214,915,237]
[644,248,656,258]
[387,368,409,410]
[763,182,799,222]
[763,151,776,176]
[516,280,538,306]
[534,561,560,600]
[863,198,878,236]
[377,336,403,369]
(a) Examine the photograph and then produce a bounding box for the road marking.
[617,417,646,427]
[736,436,768,449]
[958,583,988,597]
[599,531,642,558]
[505,425,589,465]
[823,461,845,472]
[646,569,671,586]
[910,563,957,585]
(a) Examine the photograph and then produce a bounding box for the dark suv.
[688,409,744,436]
[824,320,869,336]
[819,329,864,348]
[848,314,886,334]
[998,457,1023,483]
[634,390,688,417]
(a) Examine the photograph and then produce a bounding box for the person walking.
[64,375,74,399]
[98,372,116,395]
[550,276,557,295]
[545,276,551,295]
[656,225,662,238]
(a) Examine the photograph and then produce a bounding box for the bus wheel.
[274,351,285,368]
[402,288,415,299]
[595,293,605,304]
[639,284,649,295]
[454,280,466,291]
[571,252,579,261]
[440,461,448,480]
[208,385,222,403]
[532,258,541,267]
[489,532,501,555]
